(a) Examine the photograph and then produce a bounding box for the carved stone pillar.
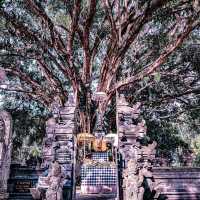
[0,111,12,200]
[37,95,76,199]
[116,93,157,200]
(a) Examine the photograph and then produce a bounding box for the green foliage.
[154,72,161,83]
[143,76,150,86]
[0,0,4,7]
[29,143,41,158]
[10,109,47,161]
[146,120,189,161]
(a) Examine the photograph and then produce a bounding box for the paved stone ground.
[75,193,117,200]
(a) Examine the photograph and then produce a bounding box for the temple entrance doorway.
[74,133,118,200]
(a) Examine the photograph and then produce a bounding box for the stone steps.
[153,168,200,200]
[157,193,200,200]
[7,165,44,200]
[8,193,33,200]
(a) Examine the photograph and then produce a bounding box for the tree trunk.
[75,88,95,133]
[73,79,113,133]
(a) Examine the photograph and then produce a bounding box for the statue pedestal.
[0,192,9,200]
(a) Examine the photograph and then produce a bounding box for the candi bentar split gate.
[0,93,200,200]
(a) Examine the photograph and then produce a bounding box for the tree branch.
[3,66,52,105]
[0,86,51,106]
[98,0,166,92]
[25,0,65,49]
[144,87,200,105]
[113,19,200,91]
[36,59,68,102]
[66,0,82,92]
[82,0,97,84]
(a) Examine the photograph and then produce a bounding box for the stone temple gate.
[1,94,200,200]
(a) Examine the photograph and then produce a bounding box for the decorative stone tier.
[153,167,200,200]
[42,101,76,168]
[116,94,148,164]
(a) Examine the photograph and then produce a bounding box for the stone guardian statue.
[45,161,65,200]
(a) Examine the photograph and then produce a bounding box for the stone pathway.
[75,193,116,200]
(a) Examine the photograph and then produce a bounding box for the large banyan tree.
[0,0,200,132]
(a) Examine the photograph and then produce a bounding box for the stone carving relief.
[50,96,62,119]
[32,96,75,199]
[123,159,144,200]
[41,117,56,168]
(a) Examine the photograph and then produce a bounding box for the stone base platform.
[153,167,200,200]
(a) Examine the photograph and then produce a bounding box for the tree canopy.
[0,0,200,134]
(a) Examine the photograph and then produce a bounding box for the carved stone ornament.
[0,116,5,143]
[123,159,144,200]
[31,161,65,200]
[45,161,65,200]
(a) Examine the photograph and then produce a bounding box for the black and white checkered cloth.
[81,165,117,186]
[92,152,109,162]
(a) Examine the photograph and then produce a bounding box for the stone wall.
[153,167,200,200]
